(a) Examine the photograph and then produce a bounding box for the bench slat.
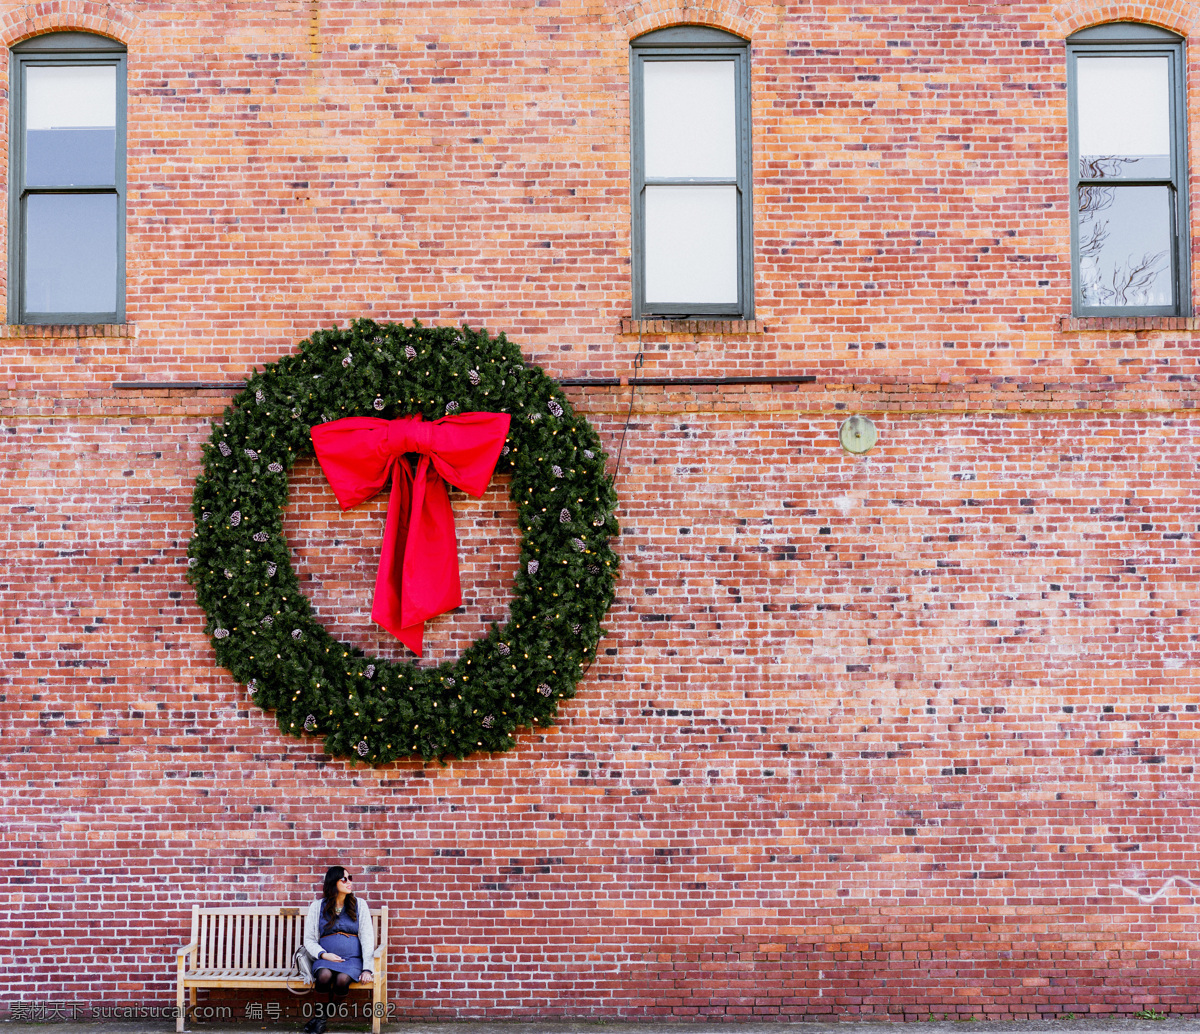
[197,910,207,972]
[189,969,292,978]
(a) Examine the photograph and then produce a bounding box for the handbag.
[286,944,314,995]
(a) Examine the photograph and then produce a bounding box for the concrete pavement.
[2,1016,1200,1034]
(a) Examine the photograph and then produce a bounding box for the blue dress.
[315,905,364,981]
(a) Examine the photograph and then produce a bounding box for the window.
[1067,23,1190,316]
[631,26,753,320]
[9,31,126,324]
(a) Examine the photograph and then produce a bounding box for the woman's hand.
[360,970,373,981]
[321,952,345,963]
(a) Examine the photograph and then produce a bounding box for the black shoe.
[303,1018,327,1034]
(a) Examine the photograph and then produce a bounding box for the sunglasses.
[338,874,353,882]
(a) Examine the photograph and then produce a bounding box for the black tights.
[313,968,352,999]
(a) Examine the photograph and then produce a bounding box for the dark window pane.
[25,193,117,314]
[1077,185,1173,308]
[1077,56,1171,179]
[24,65,116,186]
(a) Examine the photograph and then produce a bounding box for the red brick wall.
[4,0,1200,1021]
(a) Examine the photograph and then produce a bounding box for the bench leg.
[176,983,185,1033]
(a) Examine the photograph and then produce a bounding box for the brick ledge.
[619,317,764,336]
[1059,316,1200,332]
[0,323,133,338]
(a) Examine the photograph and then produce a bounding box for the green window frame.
[1067,23,1190,317]
[9,31,126,325]
[630,25,753,320]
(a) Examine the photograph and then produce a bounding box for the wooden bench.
[176,905,389,1034]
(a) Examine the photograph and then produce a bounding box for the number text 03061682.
[303,1001,397,1019]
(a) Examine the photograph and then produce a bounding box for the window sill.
[2,323,133,338]
[1059,316,1200,332]
[620,317,764,336]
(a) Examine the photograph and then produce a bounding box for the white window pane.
[643,60,736,179]
[1077,56,1170,178]
[644,185,738,305]
[25,65,117,185]
[27,65,116,129]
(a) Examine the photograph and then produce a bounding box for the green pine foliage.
[187,319,619,764]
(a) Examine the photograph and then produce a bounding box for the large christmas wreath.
[187,320,619,764]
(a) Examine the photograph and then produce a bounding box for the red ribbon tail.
[370,459,415,650]
[396,620,426,656]
[398,458,463,652]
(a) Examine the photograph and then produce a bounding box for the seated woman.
[302,866,374,1034]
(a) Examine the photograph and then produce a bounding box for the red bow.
[310,412,512,655]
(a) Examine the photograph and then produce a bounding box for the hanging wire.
[577,324,644,682]
[610,321,645,485]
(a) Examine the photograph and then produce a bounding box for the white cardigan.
[303,898,375,976]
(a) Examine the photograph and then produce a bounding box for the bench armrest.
[176,941,197,959]
[371,946,384,961]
